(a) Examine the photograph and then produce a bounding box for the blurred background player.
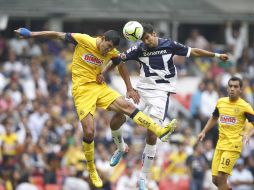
[14,27,176,188]
[198,77,254,190]
[98,23,228,190]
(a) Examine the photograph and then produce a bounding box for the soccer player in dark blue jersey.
[97,23,228,190]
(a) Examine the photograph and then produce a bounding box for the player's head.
[98,30,120,56]
[141,23,158,48]
[227,76,243,101]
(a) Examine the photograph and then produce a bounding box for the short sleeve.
[172,41,191,57]
[122,45,140,61]
[213,107,219,118]
[65,33,77,45]
[71,33,93,46]
[109,49,121,65]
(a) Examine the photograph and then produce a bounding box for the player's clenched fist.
[14,28,31,38]
[96,73,105,84]
[198,132,206,142]
[219,54,229,62]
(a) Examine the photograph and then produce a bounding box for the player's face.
[141,32,158,48]
[99,39,114,56]
[227,80,242,100]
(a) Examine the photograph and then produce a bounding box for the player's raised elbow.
[190,48,201,57]
[56,32,66,40]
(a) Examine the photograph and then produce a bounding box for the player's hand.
[127,89,140,104]
[96,73,105,84]
[243,133,250,145]
[219,54,229,62]
[198,132,206,142]
[14,28,31,38]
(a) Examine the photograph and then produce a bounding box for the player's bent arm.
[201,116,218,134]
[117,63,133,91]
[245,122,254,139]
[249,122,254,135]
[101,61,117,76]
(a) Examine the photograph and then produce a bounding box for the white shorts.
[128,88,170,122]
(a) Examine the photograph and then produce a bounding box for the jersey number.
[221,157,230,166]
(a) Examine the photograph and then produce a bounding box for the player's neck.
[153,37,159,47]
[229,97,239,102]
[96,37,102,51]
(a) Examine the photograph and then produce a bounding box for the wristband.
[214,53,220,58]
[20,28,31,37]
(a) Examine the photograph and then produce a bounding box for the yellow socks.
[82,140,95,169]
[83,140,103,188]
[131,109,161,136]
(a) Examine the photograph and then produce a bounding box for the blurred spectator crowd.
[0,21,254,190]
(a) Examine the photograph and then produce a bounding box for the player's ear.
[239,87,243,94]
[101,36,105,41]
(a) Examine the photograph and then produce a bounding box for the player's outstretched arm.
[198,116,218,141]
[14,28,66,41]
[190,48,228,62]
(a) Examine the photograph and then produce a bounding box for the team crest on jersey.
[82,54,103,66]
[220,115,237,124]
[234,107,240,113]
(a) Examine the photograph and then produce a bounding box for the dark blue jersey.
[122,38,191,92]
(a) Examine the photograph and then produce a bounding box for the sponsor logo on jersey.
[82,54,103,66]
[220,115,237,124]
[143,50,167,56]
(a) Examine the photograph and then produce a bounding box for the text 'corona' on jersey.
[143,50,167,57]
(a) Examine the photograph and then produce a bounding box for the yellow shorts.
[211,149,240,176]
[72,82,121,120]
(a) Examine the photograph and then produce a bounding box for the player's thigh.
[218,150,240,175]
[108,96,136,115]
[143,90,169,121]
[126,93,147,112]
[96,84,122,111]
[110,97,147,129]
[211,149,222,176]
[72,83,99,120]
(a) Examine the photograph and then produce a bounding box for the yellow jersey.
[68,33,119,87]
[213,97,254,152]
[1,133,17,156]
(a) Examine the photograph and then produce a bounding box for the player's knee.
[120,100,136,114]
[212,177,218,186]
[216,176,226,187]
[110,113,126,130]
[82,125,95,141]
[146,131,157,145]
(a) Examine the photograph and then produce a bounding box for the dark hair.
[228,76,243,88]
[141,23,154,35]
[103,30,120,46]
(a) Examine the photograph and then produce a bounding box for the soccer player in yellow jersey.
[14,28,177,188]
[198,76,254,190]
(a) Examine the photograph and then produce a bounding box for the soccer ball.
[123,21,144,42]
